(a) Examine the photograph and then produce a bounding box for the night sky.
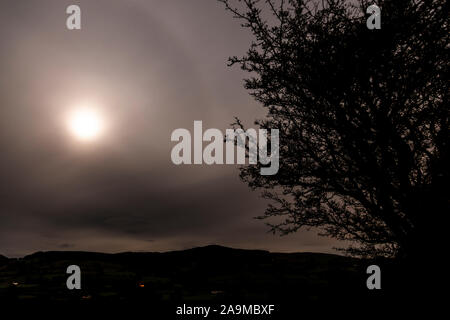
[0,0,344,257]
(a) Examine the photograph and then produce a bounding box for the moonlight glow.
[68,108,104,141]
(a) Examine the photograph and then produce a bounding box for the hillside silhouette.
[0,245,414,316]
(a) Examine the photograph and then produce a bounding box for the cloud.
[0,0,343,257]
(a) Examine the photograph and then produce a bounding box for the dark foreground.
[0,245,424,317]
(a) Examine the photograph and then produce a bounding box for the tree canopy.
[221,0,449,258]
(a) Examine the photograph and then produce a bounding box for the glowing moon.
[67,108,104,141]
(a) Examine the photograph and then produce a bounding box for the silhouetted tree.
[220,0,448,258]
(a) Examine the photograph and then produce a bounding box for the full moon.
[67,108,104,141]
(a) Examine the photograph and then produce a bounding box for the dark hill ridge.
[0,245,392,310]
[14,245,354,270]
[0,254,8,264]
